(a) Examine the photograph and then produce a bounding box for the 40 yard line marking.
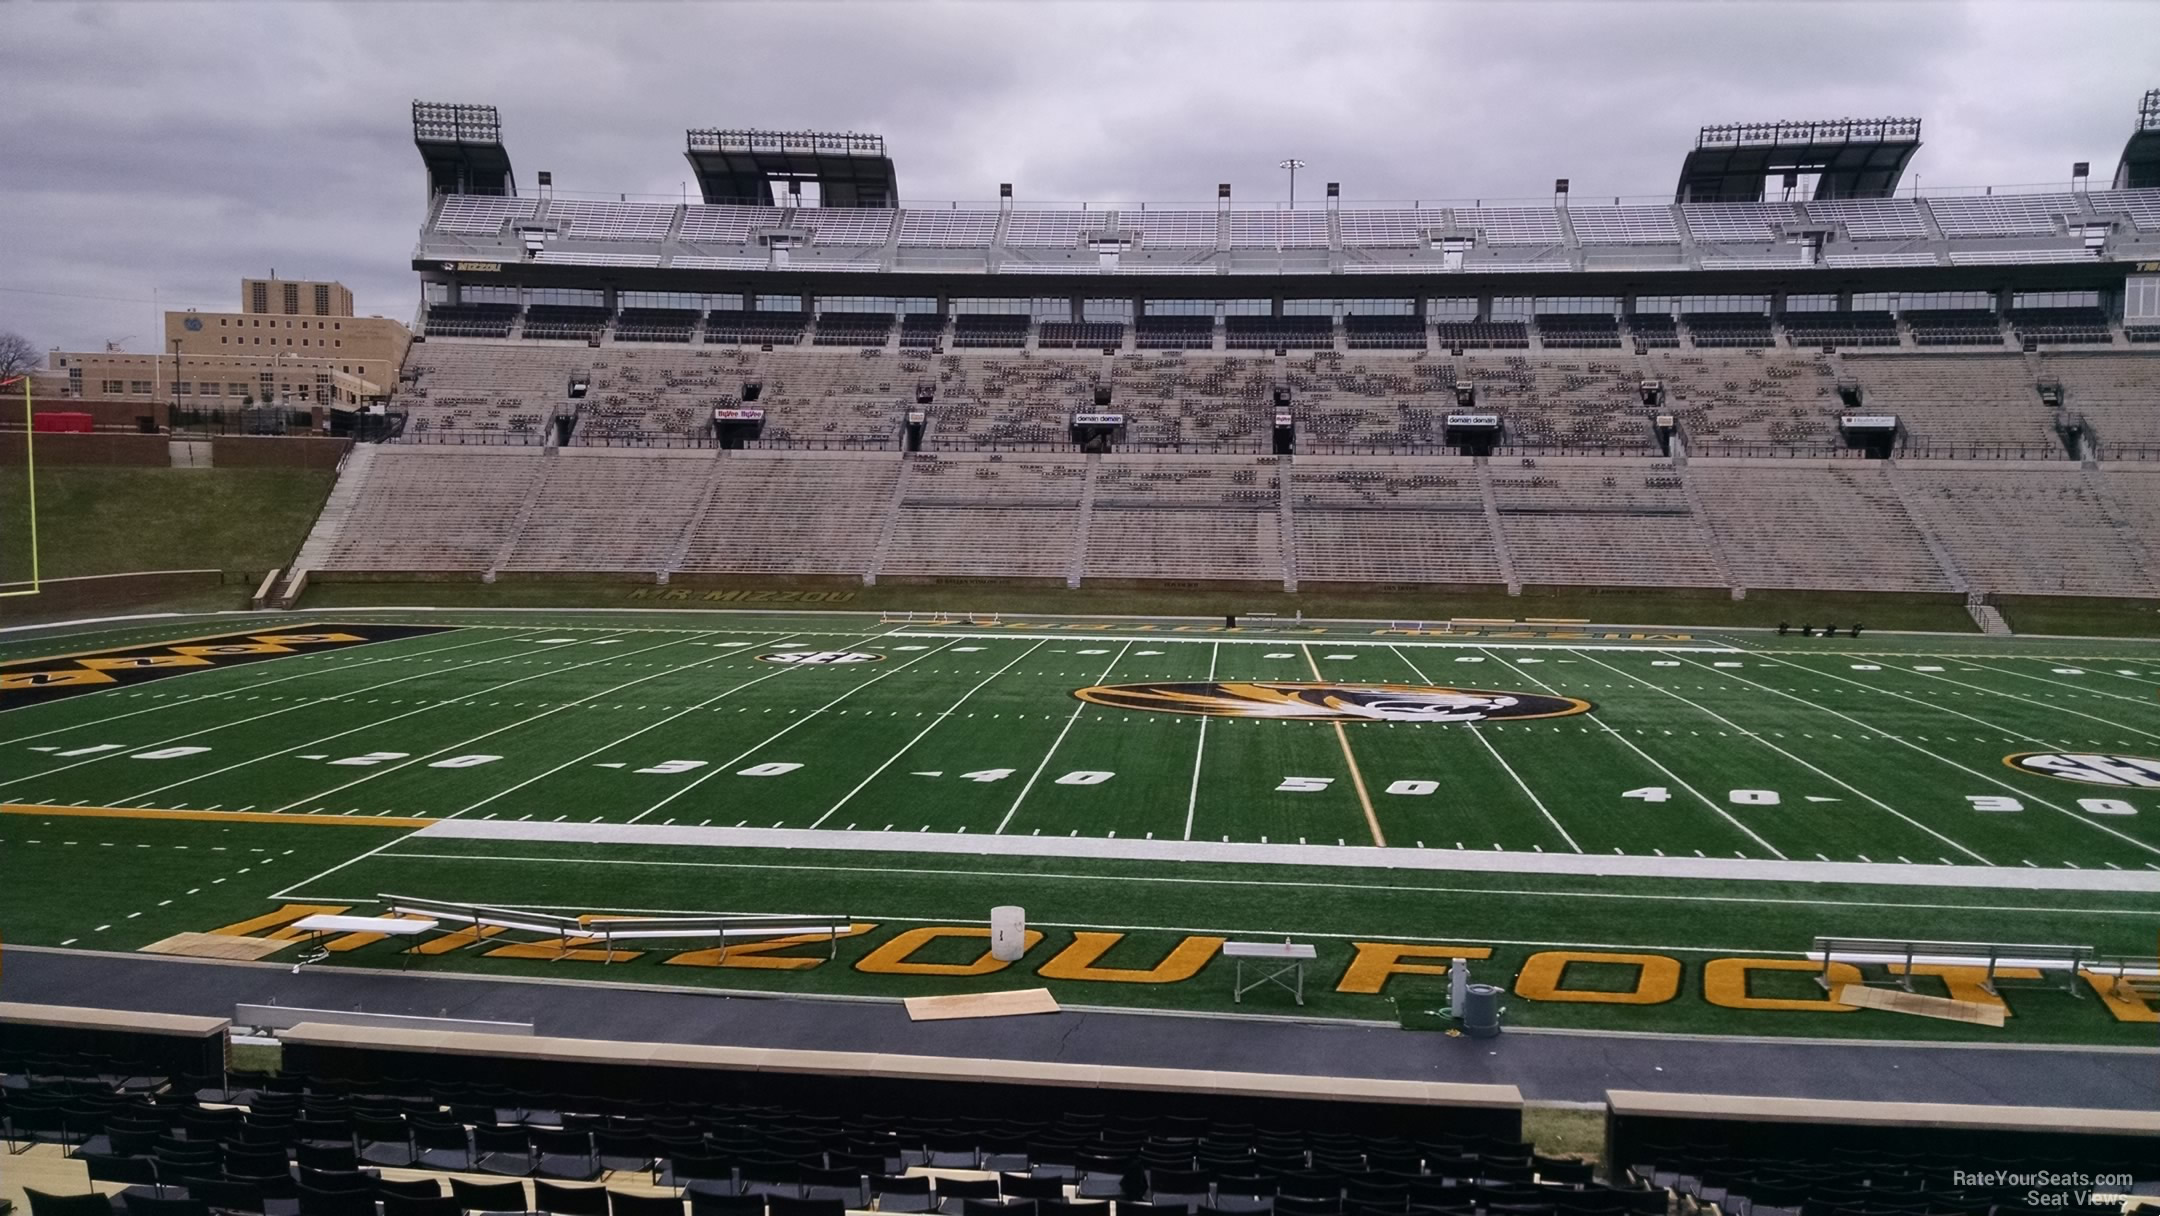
[995,640,1134,836]
[0,629,570,791]
[1466,645,1784,859]
[1181,640,1219,841]
[810,638,1050,830]
[1678,653,2160,860]
[1303,643,1386,848]
[0,628,521,747]
[1575,650,1994,864]
[627,628,951,824]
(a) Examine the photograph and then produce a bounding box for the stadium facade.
[260,95,2160,614]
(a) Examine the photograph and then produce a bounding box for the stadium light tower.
[1279,158,1306,209]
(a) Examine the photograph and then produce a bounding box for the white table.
[290,914,438,969]
[1224,940,1317,1005]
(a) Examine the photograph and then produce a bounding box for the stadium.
[3,79,2158,1216]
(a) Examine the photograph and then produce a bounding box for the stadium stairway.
[1066,456,1099,589]
[484,457,555,583]
[1676,463,1739,596]
[657,456,732,584]
[1879,460,1973,594]
[863,454,914,586]
[1278,459,1299,592]
[1968,597,2014,635]
[1475,461,1524,595]
[281,445,377,601]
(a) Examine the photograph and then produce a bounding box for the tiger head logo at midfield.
[1072,681,1592,723]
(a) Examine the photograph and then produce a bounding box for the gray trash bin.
[1462,983,1503,1038]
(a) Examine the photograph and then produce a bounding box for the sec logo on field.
[2005,752,2160,788]
[758,651,886,665]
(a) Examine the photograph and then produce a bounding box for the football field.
[3,607,2158,1046]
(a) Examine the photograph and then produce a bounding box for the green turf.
[0,466,334,585]
[3,608,2158,1045]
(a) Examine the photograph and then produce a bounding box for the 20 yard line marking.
[1576,650,1994,864]
[0,629,569,790]
[1303,644,1386,848]
[995,641,1134,836]
[1182,641,1219,841]
[1680,653,2160,860]
[1389,647,1567,852]
[627,629,949,824]
[441,634,811,821]
[810,638,1050,830]
[1466,646,1783,858]
[0,628,523,747]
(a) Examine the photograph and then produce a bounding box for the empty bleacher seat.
[1342,315,1425,351]
[1433,321,1528,351]
[1777,311,1898,349]
[1534,315,1621,350]
[1038,322,1124,350]
[1682,312,1773,349]
[951,315,1030,349]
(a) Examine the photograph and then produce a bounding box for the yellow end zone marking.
[1,804,429,829]
[1299,645,1386,847]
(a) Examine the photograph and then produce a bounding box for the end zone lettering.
[0,623,457,709]
[627,589,858,603]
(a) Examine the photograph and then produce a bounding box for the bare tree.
[0,330,37,382]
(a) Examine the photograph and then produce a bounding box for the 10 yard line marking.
[1303,644,1386,848]
[1693,653,2160,859]
[810,638,1050,830]
[1576,650,1994,865]
[1182,641,1219,842]
[1388,647,1572,853]
[996,641,1134,836]
[627,629,948,824]
[0,629,567,791]
[1465,646,1783,859]
[113,630,690,806]
[0,628,520,747]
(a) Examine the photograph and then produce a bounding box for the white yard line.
[1574,650,1993,864]
[1673,654,2160,860]
[809,638,1050,830]
[1390,647,1580,854]
[113,631,688,803]
[1468,646,1786,859]
[406,819,2160,893]
[1772,653,2160,742]
[995,641,1135,835]
[881,630,1740,653]
[1182,641,1219,841]
[626,631,953,824]
[442,634,811,821]
[0,628,521,747]
[0,629,565,789]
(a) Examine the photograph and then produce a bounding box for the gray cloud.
[3,0,2155,351]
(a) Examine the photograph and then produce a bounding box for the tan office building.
[48,277,411,409]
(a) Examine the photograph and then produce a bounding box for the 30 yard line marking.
[1388,646,1565,852]
[0,628,519,747]
[1576,650,1994,864]
[1182,641,1219,841]
[1467,645,1784,858]
[996,641,1134,836]
[1303,644,1386,848]
[1671,654,2160,860]
[628,629,948,824]
[810,638,1050,830]
[443,634,810,821]
[0,629,568,790]
[112,631,695,806]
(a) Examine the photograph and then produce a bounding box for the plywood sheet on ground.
[1834,982,2006,1027]
[139,933,291,961]
[904,988,1061,1021]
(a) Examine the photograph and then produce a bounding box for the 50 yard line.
[1302,643,1386,848]
[1181,641,1219,841]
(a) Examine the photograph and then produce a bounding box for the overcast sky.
[4,0,2156,353]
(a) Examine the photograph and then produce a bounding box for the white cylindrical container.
[990,905,1026,961]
